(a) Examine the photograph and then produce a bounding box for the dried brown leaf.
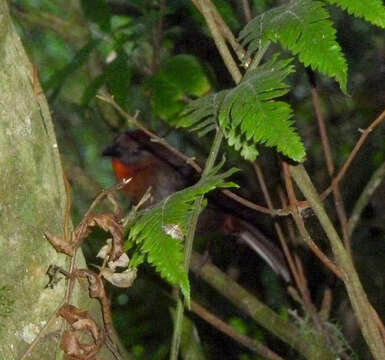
[100,267,137,288]
[58,304,105,360]
[91,214,124,261]
[45,232,74,256]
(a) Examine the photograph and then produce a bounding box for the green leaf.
[182,57,306,162]
[324,0,385,28]
[125,168,238,304]
[147,55,211,123]
[239,0,348,92]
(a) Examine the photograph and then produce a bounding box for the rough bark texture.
[0,2,115,359]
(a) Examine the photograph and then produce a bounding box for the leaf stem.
[289,164,385,360]
[169,130,224,360]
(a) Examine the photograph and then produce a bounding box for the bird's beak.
[101,144,119,157]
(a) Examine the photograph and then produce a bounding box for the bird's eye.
[131,146,143,156]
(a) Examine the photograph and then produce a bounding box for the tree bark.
[0,2,116,358]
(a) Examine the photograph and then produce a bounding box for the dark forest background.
[11,0,385,359]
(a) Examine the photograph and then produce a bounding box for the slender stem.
[240,0,252,23]
[169,130,224,360]
[289,164,385,360]
[321,107,385,200]
[310,86,350,252]
[172,2,242,355]
[198,0,242,83]
[190,251,336,360]
[19,306,61,360]
[248,41,270,70]
[191,0,246,64]
[191,300,284,360]
[347,160,385,237]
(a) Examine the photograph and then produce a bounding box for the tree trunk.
[0,2,116,358]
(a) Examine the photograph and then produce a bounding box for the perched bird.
[102,130,290,282]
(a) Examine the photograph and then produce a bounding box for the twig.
[347,160,385,237]
[253,163,301,288]
[97,93,276,216]
[321,107,385,200]
[289,164,385,360]
[97,94,201,172]
[282,163,332,335]
[191,300,284,360]
[310,86,350,252]
[198,0,242,83]
[190,251,336,359]
[19,305,61,360]
[191,0,246,64]
[281,163,342,279]
[278,107,385,216]
[241,0,252,23]
[150,0,166,73]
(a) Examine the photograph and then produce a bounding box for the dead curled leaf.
[46,212,124,264]
[97,239,130,271]
[99,267,137,288]
[57,304,105,360]
[74,269,114,340]
[74,269,106,300]
[44,232,75,256]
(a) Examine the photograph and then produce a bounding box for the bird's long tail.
[224,216,291,282]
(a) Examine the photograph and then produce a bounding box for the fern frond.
[239,0,348,92]
[181,57,305,162]
[324,0,385,28]
[178,92,226,136]
[126,168,238,303]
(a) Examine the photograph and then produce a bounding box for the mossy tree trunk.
[0,2,115,358]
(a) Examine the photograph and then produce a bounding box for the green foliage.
[80,0,111,32]
[324,0,385,28]
[125,167,238,303]
[239,0,348,92]
[146,55,211,123]
[180,57,306,162]
[45,39,100,103]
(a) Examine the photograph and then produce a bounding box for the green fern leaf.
[324,0,385,28]
[125,168,238,303]
[177,92,226,136]
[239,0,348,92]
[181,57,305,162]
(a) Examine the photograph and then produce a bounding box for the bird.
[102,130,290,282]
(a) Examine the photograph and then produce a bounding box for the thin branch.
[191,0,247,64]
[190,251,336,360]
[321,107,385,200]
[150,0,166,73]
[240,0,252,23]
[310,86,350,252]
[97,93,276,216]
[191,300,284,360]
[19,305,61,360]
[253,163,302,289]
[289,164,385,360]
[281,163,342,279]
[278,106,385,216]
[198,0,242,83]
[347,160,385,237]
[282,163,334,336]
